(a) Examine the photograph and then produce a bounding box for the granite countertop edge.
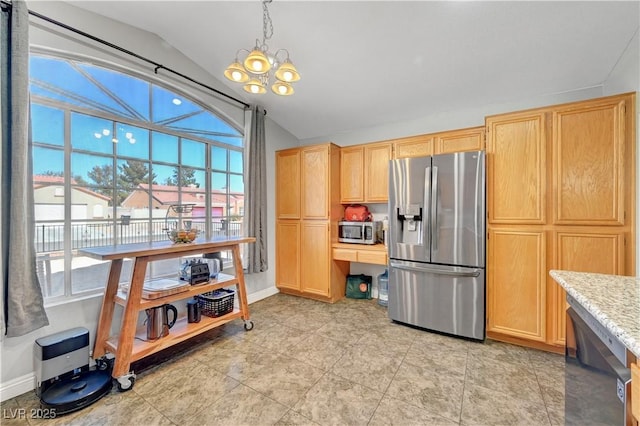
[550,270,640,359]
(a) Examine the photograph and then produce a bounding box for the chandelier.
[224,0,300,96]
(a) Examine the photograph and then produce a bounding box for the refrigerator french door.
[388,151,486,340]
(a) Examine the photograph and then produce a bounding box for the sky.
[31,55,245,193]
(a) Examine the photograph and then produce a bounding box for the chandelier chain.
[262,0,274,44]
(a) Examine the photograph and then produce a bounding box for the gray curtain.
[244,105,268,273]
[1,0,49,337]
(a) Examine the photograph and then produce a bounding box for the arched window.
[30,52,245,300]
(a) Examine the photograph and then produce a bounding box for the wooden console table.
[80,236,255,391]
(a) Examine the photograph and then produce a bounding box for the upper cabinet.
[393,135,434,158]
[339,126,485,204]
[276,148,301,219]
[340,146,364,203]
[365,143,393,202]
[486,112,547,224]
[553,100,626,226]
[340,142,392,204]
[393,126,485,159]
[435,126,485,155]
[277,144,337,220]
[302,145,333,219]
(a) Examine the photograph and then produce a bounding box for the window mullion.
[63,109,73,297]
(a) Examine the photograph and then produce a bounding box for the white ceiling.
[65,1,639,141]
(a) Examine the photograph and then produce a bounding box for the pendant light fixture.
[224,0,300,96]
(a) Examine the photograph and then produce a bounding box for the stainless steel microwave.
[338,221,382,245]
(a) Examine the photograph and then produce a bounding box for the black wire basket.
[196,289,235,318]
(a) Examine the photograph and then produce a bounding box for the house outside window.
[30,52,245,302]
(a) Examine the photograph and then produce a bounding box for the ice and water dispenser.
[396,204,423,245]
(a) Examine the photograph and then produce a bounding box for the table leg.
[232,245,250,321]
[93,258,123,359]
[112,256,148,378]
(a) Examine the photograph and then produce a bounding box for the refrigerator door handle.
[390,260,481,277]
[431,166,438,251]
[424,166,431,252]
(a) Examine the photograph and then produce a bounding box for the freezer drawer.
[388,260,485,340]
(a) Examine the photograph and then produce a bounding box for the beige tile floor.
[1,293,564,425]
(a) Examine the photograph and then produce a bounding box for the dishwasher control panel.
[566,294,627,365]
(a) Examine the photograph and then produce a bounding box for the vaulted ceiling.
[65,1,639,141]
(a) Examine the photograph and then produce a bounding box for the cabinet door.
[553,100,625,225]
[487,228,546,342]
[486,113,546,224]
[393,135,434,159]
[300,221,330,297]
[365,143,392,202]
[340,146,364,203]
[548,229,625,345]
[302,145,330,219]
[276,149,300,219]
[275,220,300,291]
[435,127,485,154]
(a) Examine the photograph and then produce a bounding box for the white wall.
[602,28,640,272]
[301,87,604,148]
[0,1,299,401]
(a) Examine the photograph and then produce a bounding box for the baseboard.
[247,285,279,304]
[0,373,35,402]
[0,286,280,403]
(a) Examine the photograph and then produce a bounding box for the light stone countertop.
[550,270,640,358]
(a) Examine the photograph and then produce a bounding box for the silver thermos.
[145,304,177,340]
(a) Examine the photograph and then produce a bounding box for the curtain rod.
[1,0,251,110]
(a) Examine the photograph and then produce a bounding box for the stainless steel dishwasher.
[565,294,631,425]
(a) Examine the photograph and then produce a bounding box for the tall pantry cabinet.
[486,92,636,352]
[275,143,349,302]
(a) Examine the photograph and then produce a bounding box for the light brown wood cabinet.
[435,126,485,155]
[487,112,546,224]
[393,135,434,158]
[393,126,485,159]
[332,243,388,265]
[486,93,635,353]
[488,228,547,343]
[553,100,626,226]
[275,143,349,302]
[276,148,300,219]
[340,142,392,203]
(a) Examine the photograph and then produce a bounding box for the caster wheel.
[244,321,254,331]
[96,357,113,372]
[116,376,135,392]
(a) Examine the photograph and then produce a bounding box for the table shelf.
[104,310,242,363]
[80,237,256,384]
[115,273,239,309]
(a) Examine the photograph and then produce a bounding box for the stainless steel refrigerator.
[388,151,485,340]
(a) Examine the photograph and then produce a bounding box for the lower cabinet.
[276,219,349,302]
[487,228,547,344]
[548,229,625,345]
[300,221,331,297]
[275,220,300,292]
[488,226,626,351]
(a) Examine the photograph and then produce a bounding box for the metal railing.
[34,218,243,253]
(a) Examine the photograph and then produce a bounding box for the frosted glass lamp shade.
[272,81,294,96]
[243,50,271,74]
[275,61,300,82]
[244,78,267,94]
[224,62,250,82]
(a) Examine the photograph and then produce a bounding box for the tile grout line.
[365,329,417,426]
